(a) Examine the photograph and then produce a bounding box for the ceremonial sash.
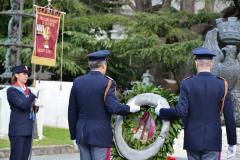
[10,84,36,121]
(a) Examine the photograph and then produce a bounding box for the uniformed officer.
[68,50,140,160]
[155,47,237,160]
[7,65,40,160]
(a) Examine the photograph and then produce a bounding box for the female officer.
[7,65,40,160]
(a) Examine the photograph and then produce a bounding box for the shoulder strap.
[218,77,228,114]
[10,86,25,95]
[183,75,193,81]
[104,79,112,101]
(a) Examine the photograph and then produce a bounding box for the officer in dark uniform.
[155,47,237,160]
[7,65,40,160]
[68,50,140,160]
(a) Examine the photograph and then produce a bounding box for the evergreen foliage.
[0,1,230,159]
[0,1,219,87]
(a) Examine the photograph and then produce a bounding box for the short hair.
[195,59,212,68]
[88,60,106,70]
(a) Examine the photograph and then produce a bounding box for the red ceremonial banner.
[31,8,61,66]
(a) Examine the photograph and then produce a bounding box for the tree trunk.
[205,0,214,12]
[134,0,152,11]
[180,0,195,14]
[163,0,172,8]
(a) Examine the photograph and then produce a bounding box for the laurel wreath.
[112,83,182,160]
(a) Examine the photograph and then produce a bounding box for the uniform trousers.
[77,138,110,160]
[9,136,32,160]
[187,150,221,160]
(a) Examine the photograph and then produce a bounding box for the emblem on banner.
[36,24,51,49]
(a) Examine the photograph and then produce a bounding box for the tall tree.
[180,0,195,13]
[163,0,172,8]
[205,0,215,12]
[134,0,152,11]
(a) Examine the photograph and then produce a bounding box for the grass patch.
[0,139,10,148]
[0,126,72,149]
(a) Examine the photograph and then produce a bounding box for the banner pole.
[33,5,66,15]
[29,0,36,158]
[31,0,37,87]
[60,14,65,91]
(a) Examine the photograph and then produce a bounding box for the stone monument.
[142,69,155,86]
[1,0,22,78]
[0,0,34,80]
[203,17,240,126]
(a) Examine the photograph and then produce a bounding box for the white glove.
[73,140,78,150]
[227,145,236,159]
[34,98,41,107]
[31,85,41,97]
[155,100,163,116]
[128,98,140,113]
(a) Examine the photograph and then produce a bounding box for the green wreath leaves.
[112,83,182,160]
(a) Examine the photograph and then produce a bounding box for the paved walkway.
[32,154,186,160]
[32,153,79,160]
[172,126,240,160]
[3,153,187,160]
[2,153,79,160]
[2,127,239,160]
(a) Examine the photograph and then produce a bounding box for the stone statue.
[203,17,240,125]
[142,70,155,86]
[2,0,21,76]
[10,0,20,10]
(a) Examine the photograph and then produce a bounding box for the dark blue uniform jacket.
[159,72,237,151]
[7,87,36,136]
[68,71,130,147]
